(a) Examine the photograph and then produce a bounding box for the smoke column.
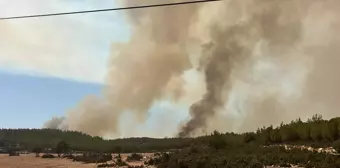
[44,0,202,136]
[178,0,307,137]
[181,0,340,135]
[45,0,340,137]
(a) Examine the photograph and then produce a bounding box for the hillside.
[0,114,340,153]
[0,128,190,153]
[1,115,340,167]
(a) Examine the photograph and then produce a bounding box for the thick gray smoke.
[45,0,340,137]
[186,0,340,135]
[178,0,306,137]
[44,0,202,136]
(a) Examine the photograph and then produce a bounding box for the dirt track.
[0,154,96,168]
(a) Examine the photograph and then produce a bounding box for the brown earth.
[0,153,156,168]
[0,154,96,168]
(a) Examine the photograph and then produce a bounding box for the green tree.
[280,126,298,142]
[333,140,340,153]
[32,147,42,157]
[310,124,322,141]
[114,146,122,153]
[332,118,340,137]
[322,122,338,141]
[209,131,226,150]
[296,123,311,141]
[56,141,69,157]
[258,126,272,144]
[308,114,323,123]
[243,133,256,143]
[270,129,281,143]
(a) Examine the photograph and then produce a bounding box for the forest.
[0,128,190,153]
[1,114,340,167]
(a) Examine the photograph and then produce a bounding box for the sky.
[0,0,130,128]
[0,0,328,137]
[0,0,192,137]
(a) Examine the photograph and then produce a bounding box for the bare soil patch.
[0,154,95,168]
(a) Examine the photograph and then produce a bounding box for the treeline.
[248,114,340,146]
[0,128,190,153]
[152,144,340,168]
[0,114,340,154]
[147,115,340,168]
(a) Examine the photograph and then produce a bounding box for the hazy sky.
[1,0,335,138]
[0,0,192,137]
[0,0,129,83]
[0,0,123,128]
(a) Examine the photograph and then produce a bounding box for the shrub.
[62,154,74,159]
[72,153,112,163]
[127,153,143,162]
[209,131,227,150]
[116,158,128,166]
[332,140,340,153]
[128,166,145,168]
[41,154,55,159]
[8,151,19,156]
[310,124,323,141]
[296,124,311,140]
[97,163,115,167]
[56,141,69,157]
[244,133,256,143]
[32,147,42,157]
[270,129,282,142]
[249,159,263,168]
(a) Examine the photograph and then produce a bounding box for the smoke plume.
[183,0,340,135]
[178,0,307,137]
[45,0,340,137]
[45,0,202,136]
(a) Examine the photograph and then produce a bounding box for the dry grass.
[0,154,96,168]
[0,153,157,168]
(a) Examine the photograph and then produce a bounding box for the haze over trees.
[1,114,340,153]
[1,114,340,167]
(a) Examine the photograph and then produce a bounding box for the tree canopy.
[0,114,339,154]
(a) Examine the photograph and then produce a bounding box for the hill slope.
[0,129,190,153]
[0,114,340,154]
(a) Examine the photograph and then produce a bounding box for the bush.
[8,151,19,156]
[73,153,112,163]
[127,153,143,162]
[332,140,340,153]
[56,141,69,157]
[244,133,256,143]
[62,154,74,159]
[310,124,323,141]
[97,163,115,167]
[116,158,128,166]
[155,145,340,168]
[128,166,145,168]
[270,129,282,142]
[41,154,55,159]
[209,131,227,150]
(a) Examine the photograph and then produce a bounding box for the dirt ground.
[0,153,156,168]
[0,154,96,168]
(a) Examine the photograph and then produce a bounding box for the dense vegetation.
[148,114,340,168]
[254,114,340,146]
[151,145,340,168]
[127,153,144,162]
[1,114,340,167]
[0,128,190,153]
[71,153,112,163]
